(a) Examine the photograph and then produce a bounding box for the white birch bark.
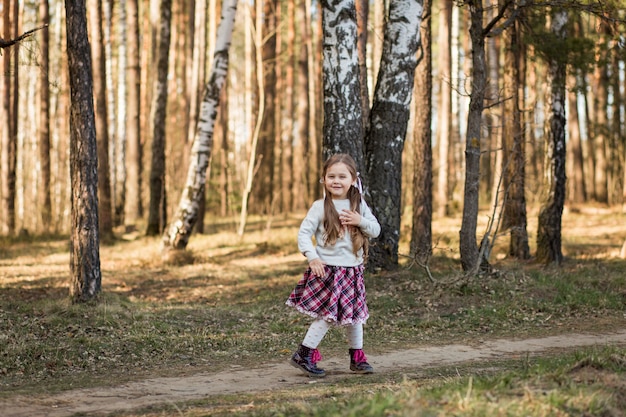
[322,0,365,170]
[162,0,239,250]
[186,0,207,145]
[365,0,423,269]
[536,9,568,264]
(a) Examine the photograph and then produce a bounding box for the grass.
[1,209,625,415]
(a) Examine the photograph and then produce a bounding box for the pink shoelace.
[352,349,367,363]
[310,349,323,364]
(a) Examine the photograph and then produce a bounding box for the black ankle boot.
[349,348,374,374]
[290,344,326,377]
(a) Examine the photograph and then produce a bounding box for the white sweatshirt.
[298,198,381,267]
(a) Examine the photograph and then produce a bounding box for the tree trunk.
[103,0,116,224]
[609,36,621,206]
[536,8,567,265]
[371,0,384,82]
[125,0,142,229]
[274,0,284,213]
[113,0,127,227]
[217,84,230,217]
[294,0,311,210]
[39,0,52,232]
[146,0,172,236]
[321,0,365,173]
[11,0,20,232]
[238,0,264,237]
[410,0,432,264]
[566,73,586,204]
[365,0,423,270]
[612,49,624,209]
[501,14,529,259]
[187,0,207,146]
[283,0,296,212]
[436,0,452,218]
[312,2,322,199]
[485,0,499,210]
[251,0,276,215]
[581,72,595,201]
[65,0,102,302]
[189,0,210,233]
[88,0,114,239]
[525,46,541,196]
[591,35,608,204]
[355,0,370,130]
[449,6,464,210]
[162,0,238,250]
[1,0,16,235]
[53,4,71,232]
[459,0,486,273]
[204,75,229,225]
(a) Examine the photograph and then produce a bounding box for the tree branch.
[482,0,515,38]
[0,24,48,52]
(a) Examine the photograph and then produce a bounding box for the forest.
[1,2,626,415]
[1,0,625,298]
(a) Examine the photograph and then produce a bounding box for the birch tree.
[321,0,365,173]
[186,0,207,146]
[162,0,238,251]
[365,0,423,270]
[536,8,568,264]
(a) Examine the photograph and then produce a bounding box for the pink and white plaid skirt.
[286,264,369,325]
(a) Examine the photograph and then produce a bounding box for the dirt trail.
[2,330,626,417]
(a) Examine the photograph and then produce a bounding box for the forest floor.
[1,206,626,416]
[1,329,625,417]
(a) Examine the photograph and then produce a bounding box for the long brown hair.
[321,154,368,258]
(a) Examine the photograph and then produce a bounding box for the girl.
[286,154,381,377]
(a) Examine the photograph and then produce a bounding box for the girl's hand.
[339,209,361,226]
[309,258,326,277]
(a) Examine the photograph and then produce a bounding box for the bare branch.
[0,24,48,51]
[483,0,515,38]
[467,151,513,276]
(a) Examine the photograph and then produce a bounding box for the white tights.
[302,319,364,350]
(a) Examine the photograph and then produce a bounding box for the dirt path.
[2,330,626,417]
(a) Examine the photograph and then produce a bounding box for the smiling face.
[323,162,355,200]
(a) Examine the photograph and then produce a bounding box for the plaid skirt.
[286,264,369,325]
